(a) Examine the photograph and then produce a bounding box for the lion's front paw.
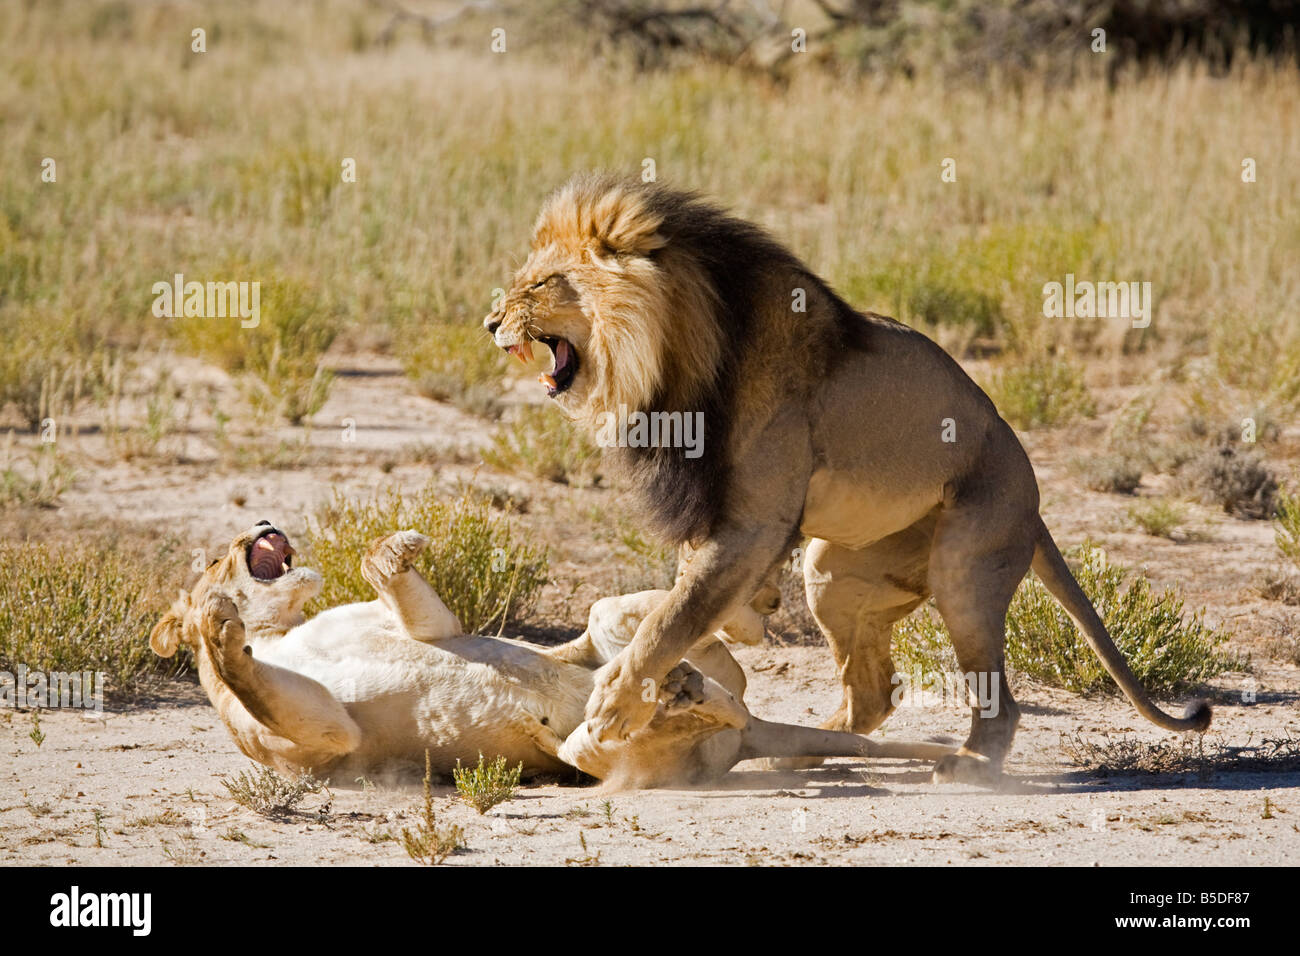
[585,662,659,743]
[363,529,430,583]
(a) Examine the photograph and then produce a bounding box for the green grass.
[985,354,1096,429]
[453,753,523,815]
[305,482,548,634]
[403,322,509,419]
[894,542,1230,695]
[1,1,1296,435]
[0,539,181,697]
[1273,486,1300,566]
[484,404,602,487]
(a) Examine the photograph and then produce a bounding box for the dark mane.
[603,179,866,546]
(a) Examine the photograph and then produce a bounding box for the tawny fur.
[150,522,953,788]
[486,173,1211,787]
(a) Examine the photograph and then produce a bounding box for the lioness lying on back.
[150,521,953,788]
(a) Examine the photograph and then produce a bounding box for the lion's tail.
[1030,517,1211,734]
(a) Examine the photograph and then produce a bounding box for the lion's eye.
[530,275,559,290]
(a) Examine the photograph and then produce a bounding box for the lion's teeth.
[539,373,557,389]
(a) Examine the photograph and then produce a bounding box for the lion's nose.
[484,317,501,334]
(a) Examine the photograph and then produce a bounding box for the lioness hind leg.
[927,506,1035,787]
[362,530,462,642]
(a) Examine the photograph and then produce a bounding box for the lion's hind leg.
[926,483,1036,786]
[362,530,462,642]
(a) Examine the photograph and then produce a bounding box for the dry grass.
[0,538,183,697]
[2,1,1297,445]
[1061,732,1300,775]
[219,765,327,820]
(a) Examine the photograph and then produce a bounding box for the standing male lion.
[484,173,1209,785]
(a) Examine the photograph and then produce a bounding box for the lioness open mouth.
[247,526,294,582]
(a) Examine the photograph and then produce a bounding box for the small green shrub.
[305,482,548,634]
[453,753,523,815]
[173,277,339,424]
[1128,499,1184,538]
[484,403,601,486]
[1274,485,1300,566]
[0,540,179,697]
[986,354,1095,429]
[894,543,1230,695]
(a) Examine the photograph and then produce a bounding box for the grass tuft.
[401,752,466,865]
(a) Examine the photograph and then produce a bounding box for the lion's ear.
[150,593,190,657]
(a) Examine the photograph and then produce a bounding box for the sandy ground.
[2,352,1299,866]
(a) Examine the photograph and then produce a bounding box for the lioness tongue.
[251,536,284,579]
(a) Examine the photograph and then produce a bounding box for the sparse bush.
[453,753,523,814]
[986,354,1095,430]
[1185,444,1278,518]
[403,322,507,419]
[485,404,601,486]
[306,482,548,634]
[402,752,465,864]
[1061,731,1300,775]
[1072,451,1144,495]
[1128,499,1184,538]
[0,539,179,697]
[1255,570,1300,608]
[1274,485,1300,566]
[220,765,326,819]
[0,443,76,508]
[894,543,1230,695]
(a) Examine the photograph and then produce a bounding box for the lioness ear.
[150,593,190,658]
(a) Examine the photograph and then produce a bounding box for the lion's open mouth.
[536,336,578,397]
[247,526,293,582]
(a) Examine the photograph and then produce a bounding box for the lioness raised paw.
[362,529,430,585]
[199,591,251,681]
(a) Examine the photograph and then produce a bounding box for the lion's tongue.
[538,339,569,391]
[251,534,286,579]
